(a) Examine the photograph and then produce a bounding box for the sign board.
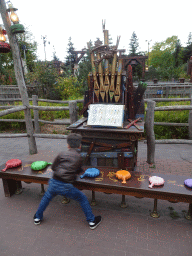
[87,104,124,128]
[157,90,163,95]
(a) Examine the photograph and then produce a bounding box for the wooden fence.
[1,83,192,103]
[145,97,192,164]
[1,92,192,162]
[0,85,37,103]
[0,95,84,140]
[144,83,192,98]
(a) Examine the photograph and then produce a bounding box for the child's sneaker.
[34,214,41,225]
[89,216,102,230]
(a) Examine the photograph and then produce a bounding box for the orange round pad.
[116,170,131,184]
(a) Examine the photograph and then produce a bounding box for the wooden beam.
[0,0,37,154]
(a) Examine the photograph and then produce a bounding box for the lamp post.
[0,0,37,154]
[8,3,19,23]
[41,35,50,61]
[145,39,152,71]
[6,2,25,34]
[146,39,152,56]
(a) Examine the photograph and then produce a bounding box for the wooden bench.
[0,151,192,220]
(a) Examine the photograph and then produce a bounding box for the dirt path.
[40,124,70,134]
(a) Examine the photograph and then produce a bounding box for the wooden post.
[69,100,78,124]
[165,86,170,98]
[32,95,41,133]
[0,0,37,154]
[127,65,135,119]
[145,100,156,164]
[189,96,192,140]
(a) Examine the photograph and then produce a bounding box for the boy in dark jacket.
[34,133,102,229]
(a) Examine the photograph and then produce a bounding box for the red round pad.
[1,159,22,172]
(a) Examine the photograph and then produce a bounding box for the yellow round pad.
[116,170,131,184]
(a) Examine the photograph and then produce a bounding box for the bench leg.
[185,203,192,220]
[62,196,70,204]
[120,195,128,208]
[150,198,160,218]
[2,179,22,197]
[40,184,45,196]
[91,191,97,206]
[15,181,23,195]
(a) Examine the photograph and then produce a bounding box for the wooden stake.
[0,0,37,154]
[146,100,156,164]
[114,59,122,102]
[87,42,99,101]
[97,52,105,102]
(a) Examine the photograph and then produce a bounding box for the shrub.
[56,76,82,100]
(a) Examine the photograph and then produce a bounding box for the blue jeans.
[35,178,95,222]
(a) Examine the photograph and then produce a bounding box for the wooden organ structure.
[68,22,147,171]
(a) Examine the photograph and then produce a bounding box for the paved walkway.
[0,137,192,256]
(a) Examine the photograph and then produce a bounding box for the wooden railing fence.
[1,91,192,161]
[145,97,192,164]
[0,85,37,103]
[1,83,192,103]
[0,95,84,141]
[144,83,192,98]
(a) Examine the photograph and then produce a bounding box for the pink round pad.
[149,176,165,188]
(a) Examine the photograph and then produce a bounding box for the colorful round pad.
[31,161,52,171]
[149,176,165,188]
[184,179,192,188]
[1,159,22,172]
[116,170,131,184]
[80,168,100,179]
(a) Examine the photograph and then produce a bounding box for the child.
[34,133,102,230]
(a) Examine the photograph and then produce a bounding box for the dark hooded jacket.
[51,148,82,183]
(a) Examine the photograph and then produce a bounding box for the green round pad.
[31,161,52,171]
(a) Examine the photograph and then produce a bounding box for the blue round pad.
[80,168,100,179]
[184,179,192,188]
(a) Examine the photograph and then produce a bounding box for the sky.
[1,0,192,62]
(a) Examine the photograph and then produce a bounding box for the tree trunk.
[0,0,37,154]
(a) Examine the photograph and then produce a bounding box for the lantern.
[7,3,25,34]
[0,26,11,53]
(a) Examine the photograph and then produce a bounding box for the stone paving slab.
[0,137,192,255]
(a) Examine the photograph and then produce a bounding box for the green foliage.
[0,103,26,131]
[132,63,143,81]
[56,76,81,100]
[64,37,76,76]
[17,27,37,72]
[149,37,177,68]
[0,50,16,84]
[182,32,192,63]
[26,61,60,100]
[147,35,192,80]
[76,47,92,93]
[129,31,139,56]
[0,27,37,85]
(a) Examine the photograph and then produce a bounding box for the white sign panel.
[87,104,124,128]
